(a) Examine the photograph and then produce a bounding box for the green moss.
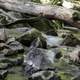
[57,71,72,80]
[43,71,51,77]
[73,12,80,21]
[5,66,26,80]
[0,63,8,69]
[6,73,25,80]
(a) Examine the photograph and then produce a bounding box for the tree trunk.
[0,0,80,28]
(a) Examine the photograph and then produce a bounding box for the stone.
[28,18,57,36]
[17,28,44,46]
[1,41,24,57]
[0,29,7,42]
[8,41,24,53]
[6,37,16,44]
[7,57,23,66]
[2,49,15,57]
[68,47,80,62]
[0,70,8,80]
[73,75,80,80]
[23,47,59,78]
[4,27,29,38]
[0,43,8,51]
[0,63,9,70]
[30,37,47,49]
[62,34,80,46]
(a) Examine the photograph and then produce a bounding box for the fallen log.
[0,0,80,28]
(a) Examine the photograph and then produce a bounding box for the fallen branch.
[0,0,80,28]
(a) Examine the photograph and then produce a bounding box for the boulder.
[8,41,24,53]
[23,47,60,78]
[62,34,80,46]
[0,70,8,80]
[0,29,7,42]
[17,28,46,47]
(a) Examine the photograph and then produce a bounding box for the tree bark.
[0,0,80,28]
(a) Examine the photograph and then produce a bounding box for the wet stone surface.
[0,2,80,80]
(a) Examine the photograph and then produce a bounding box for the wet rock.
[45,30,58,36]
[0,29,7,42]
[7,11,23,19]
[0,63,9,70]
[23,46,59,79]
[73,75,80,80]
[62,34,80,46]
[1,48,22,57]
[0,70,8,80]
[0,54,5,60]
[30,37,47,49]
[6,37,16,44]
[57,29,71,38]
[49,75,61,80]
[28,71,51,80]
[24,48,56,69]
[8,41,24,53]
[0,58,16,69]
[28,18,57,36]
[2,49,16,57]
[7,57,23,66]
[0,28,46,48]
[28,70,61,80]
[0,57,23,66]
[1,41,24,57]
[0,43,9,50]
[68,47,80,63]
[17,28,45,46]
[4,27,29,38]
[29,76,43,80]
[6,66,25,80]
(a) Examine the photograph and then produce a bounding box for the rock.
[2,48,21,57]
[4,27,29,38]
[28,71,54,80]
[17,28,45,46]
[8,41,24,53]
[7,11,23,19]
[6,37,16,44]
[0,63,9,70]
[0,29,7,42]
[49,75,61,80]
[28,18,57,36]
[7,57,23,66]
[0,70,8,80]
[6,66,25,80]
[45,30,58,36]
[23,47,59,78]
[0,54,5,59]
[30,37,47,49]
[57,29,71,38]
[2,49,15,57]
[1,41,24,57]
[0,57,23,66]
[0,43,9,50]
[73,75,80,80]
[62,34,80,46]
[24,48,56,69]
[28,70,61,80]
[68,47,80,62]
